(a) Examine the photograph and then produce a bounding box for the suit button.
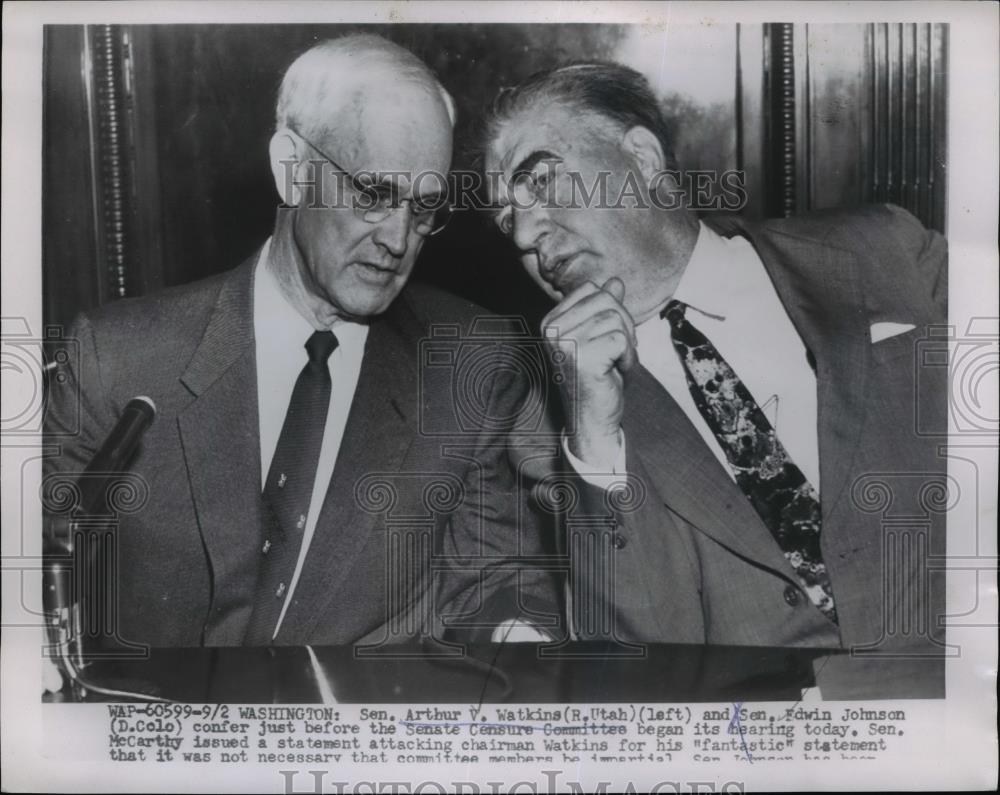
[783,585,801,606]
[612,533,627,550]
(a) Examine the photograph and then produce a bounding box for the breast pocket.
[870,325,931,367]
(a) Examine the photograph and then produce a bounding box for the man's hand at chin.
[543,276,636,469]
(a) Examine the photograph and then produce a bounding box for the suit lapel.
[177,257,263,645]
[635,219,870,571]
[277,296,419,642]
[731,220,869,523]
[625,365,793,574]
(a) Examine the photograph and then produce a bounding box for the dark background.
[43,23,947,330]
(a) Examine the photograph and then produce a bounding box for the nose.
[371,205,411,258]
[510,204,550,256]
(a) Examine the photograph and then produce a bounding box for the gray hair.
[275,33,456,141]
[485,61,677,170]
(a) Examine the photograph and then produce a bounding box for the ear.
[269,129,302,206]
[621,125,665,185]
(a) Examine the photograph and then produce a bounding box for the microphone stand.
[43,397,172,702]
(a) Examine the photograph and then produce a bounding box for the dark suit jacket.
[566,204,948,653]
[43,251,558,647]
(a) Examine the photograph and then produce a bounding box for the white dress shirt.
[253,238,369,636]
[567,221,821,491]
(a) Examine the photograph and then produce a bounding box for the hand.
[542,277,637,468]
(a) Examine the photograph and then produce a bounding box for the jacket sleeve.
[434,346,564,642]
[42,311,122,545]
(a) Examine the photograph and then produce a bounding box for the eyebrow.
[363,178,444,206]
[510,149,560,179]
[411,190,445,208]
[489,149,561,215]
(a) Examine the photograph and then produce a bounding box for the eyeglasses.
[291,129,453,237]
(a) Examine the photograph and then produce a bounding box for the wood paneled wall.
[743,23,947,226]
[43,23,948,330]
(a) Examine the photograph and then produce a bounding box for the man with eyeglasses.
[44,34,558,649]
[482,61,948,675]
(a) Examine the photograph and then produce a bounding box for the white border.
[2,2,997,791]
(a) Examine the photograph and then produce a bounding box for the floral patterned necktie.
[662,300,837,623]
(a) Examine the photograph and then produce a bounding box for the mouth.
[354,261,398,283]
[541,252,580,291]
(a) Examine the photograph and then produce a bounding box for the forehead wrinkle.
[495,103,590,171]
[489,129,521,177]
[335,85,450,179]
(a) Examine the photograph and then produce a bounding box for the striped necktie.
[244,330,338,644]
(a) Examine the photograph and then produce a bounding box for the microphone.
[44,395,158,553]
[43,396,159,700]
[76,396,157,515]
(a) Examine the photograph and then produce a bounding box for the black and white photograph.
[2,1,997,792]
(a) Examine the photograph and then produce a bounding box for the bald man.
[44,35,557,648]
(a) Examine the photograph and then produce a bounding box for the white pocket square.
[871,322,916,343]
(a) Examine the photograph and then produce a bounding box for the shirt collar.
[670,220,738,322]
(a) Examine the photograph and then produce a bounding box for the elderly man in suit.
[483,61,948,660]
[44,34,556,648]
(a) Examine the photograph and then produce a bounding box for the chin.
[336,290,400,320]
